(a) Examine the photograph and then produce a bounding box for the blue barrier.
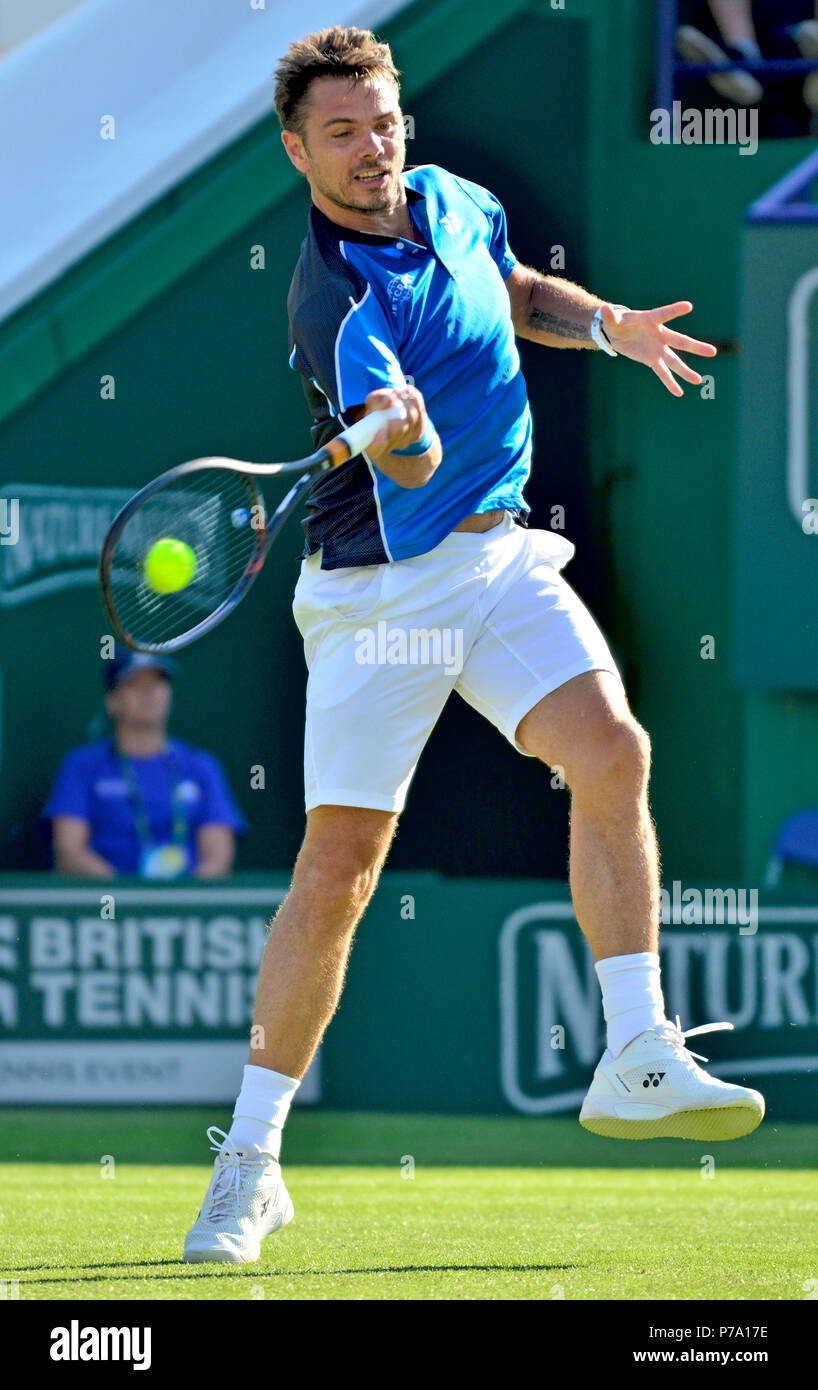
[747,144,818,221]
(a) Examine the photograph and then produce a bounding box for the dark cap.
[103,644,178,691]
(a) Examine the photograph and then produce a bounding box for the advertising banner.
[0,880,320,1104]
[1,874,815,1117]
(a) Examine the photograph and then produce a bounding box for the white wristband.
[591,305,618,356]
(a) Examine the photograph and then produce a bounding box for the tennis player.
[184,25,764,1263]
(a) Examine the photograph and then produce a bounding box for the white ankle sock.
[595,951,667,1058]
[227,1064,300,1159]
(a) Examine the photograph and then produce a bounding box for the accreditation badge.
[138,843,189,880]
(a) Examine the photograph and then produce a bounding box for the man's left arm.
[505,263,717,397]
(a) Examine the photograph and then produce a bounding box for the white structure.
[0,0,407,322]
[0,0,87,54]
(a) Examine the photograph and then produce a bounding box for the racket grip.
[333,404,407,460]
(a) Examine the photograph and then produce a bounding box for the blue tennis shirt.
[287,163,532,568]
[42,737,247,875]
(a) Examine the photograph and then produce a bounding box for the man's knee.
[563,716,651,803]
[294,806,397,914]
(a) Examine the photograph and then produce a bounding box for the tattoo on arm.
[515,272,598,346]
[526,306,592,343]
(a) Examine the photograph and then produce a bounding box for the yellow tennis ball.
[143,538,197,594]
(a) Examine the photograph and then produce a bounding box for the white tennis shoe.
[183,1126,294,1264]
[579,1017,765,1140]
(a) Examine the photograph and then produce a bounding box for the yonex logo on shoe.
[643,1072,666,1088]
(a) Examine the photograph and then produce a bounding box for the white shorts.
[292,512,622,813]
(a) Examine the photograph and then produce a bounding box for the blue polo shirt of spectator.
[42,737,247,877]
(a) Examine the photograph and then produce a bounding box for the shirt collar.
[310,179,426,247]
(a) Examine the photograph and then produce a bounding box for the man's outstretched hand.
[600,301,717,397]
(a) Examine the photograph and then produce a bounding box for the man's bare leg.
[519,671,765,1139]
[249,804,398,1078]
[517,670,659,961]
[182,805,398,1262]
[516,670,665,1055]
[707,0,758,50]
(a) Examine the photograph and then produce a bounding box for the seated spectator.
[678,0,818,115]
[42,646,246,879]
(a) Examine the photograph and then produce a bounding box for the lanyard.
[116,746,188,852]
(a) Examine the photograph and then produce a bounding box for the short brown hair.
[273,25,401,140]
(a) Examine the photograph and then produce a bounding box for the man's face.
[106,669,172,730]
[284,74,406,216]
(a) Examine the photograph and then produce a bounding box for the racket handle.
[330,404,408,463]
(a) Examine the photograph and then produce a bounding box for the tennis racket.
[98,404,405,654]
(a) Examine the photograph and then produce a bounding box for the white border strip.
[0,886,287,905]
[0,1039,320,1104]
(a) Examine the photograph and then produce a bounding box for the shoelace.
[203,1125,260,1222]
[658,1015,734,1064]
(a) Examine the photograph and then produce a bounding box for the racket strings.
[104,469,266,647]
